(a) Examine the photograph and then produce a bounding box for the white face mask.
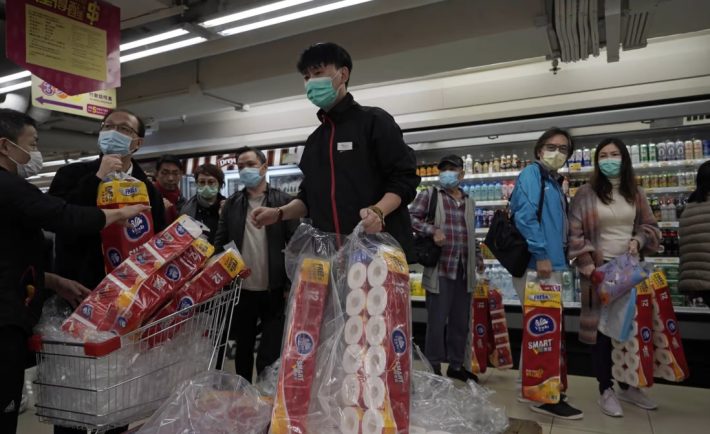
[541,150,567,171]
[17,150,43,178]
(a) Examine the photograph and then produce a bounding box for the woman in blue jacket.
[509,127,582,420]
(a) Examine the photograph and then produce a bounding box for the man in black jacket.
[214,147,297,382]
[49,109,166,292]
[252,43,419,256]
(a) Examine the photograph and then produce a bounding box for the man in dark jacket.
[49,109,166,292]
[252,42,419,256]
[214,147,296,382]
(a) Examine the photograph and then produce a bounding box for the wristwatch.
[368,206,385,228]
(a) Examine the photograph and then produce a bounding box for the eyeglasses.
[544,143,570,154]
[101,123,138,136]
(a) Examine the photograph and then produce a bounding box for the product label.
[391,329,407,354]
[295,331,314,356]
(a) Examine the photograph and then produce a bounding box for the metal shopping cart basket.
[30,280,241,433]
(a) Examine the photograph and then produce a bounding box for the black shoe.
[446,366,479,383]
[432,365,442,376]
[530,401,584,420]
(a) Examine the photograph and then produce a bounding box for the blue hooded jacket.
[509,162,569,271]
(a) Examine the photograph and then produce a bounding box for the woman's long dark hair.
[591,137,637,205]
[688,160,710,203]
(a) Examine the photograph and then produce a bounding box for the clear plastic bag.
[409,370,508,434]
[598,288,637,342]
[136,370,272,434]
[593,253,650,305]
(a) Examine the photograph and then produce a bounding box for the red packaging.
[469,279,490,374]
[649,272,689,382]
[270,257,330,434]
[521,280,563,404]
[611,286,655,388]
[144,248,249,346]
[487,288,513,369]
[98,176,154,272]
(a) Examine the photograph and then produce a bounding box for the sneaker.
[518,392,567,404]
[618,387,658,410]
[599,388,623,417]
[530,401,584,420]
[446,366,479,383]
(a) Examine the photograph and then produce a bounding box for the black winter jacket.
[297,93,420,260]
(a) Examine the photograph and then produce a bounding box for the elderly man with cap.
[410,154,483,382]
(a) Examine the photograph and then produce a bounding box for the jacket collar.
[534,161,564,184]
[317,92,356,122]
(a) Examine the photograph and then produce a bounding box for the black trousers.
[0,326,26,434]
[229,289,285,383]
[592,332,630,394]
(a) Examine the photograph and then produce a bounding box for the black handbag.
[484,171,545,278]
[413,188,442,267]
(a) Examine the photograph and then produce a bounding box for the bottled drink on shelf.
[512,154,520,169]
[676,198,685,220]
[630,144,640,164]
[668,140,678,161]
[651,198,662,221]
[693,139,703,159]
[658,173,667,188]
[495,182,503,200]
[704,139,710,157]
[640,143,649,162]
[482,160,489,173]
[583,148,591,167]
[684,140,693,161]
[656,141,666,162]
[648,142,657,162]
[465,154,473,175]
[474,159,482,174]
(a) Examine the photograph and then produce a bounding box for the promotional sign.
[5,0,120,95]
[31,75,116,119]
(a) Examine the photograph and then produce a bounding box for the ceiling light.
[219,0,374,36]
[201,0,313,28]
[120,29,190,51]
[120,37,207,63]
[0,80,32,95]
[0,70,32,85]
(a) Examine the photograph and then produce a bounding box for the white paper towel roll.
[366,315,387,346]
[624,352,640,371]
[340,406,361,434]
[612,365,626,382]
[653,316,665,332]
[364,376,386,409]
[343,344,364,374]
[348,262,368,290]
[612,339,625,350]
[655,348,673,365]
[341,374,361,407]
[365,345,387,376]
[653,333,669,349]
[625,338,640,354]
[367,258,388,287]
[611,349,626,366]
[362,408,384,434]
[624,369,640,387]
[345,316,364,345]
[346,289,367,317]
[367,286,388,317]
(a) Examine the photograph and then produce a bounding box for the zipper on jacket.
[323,115,342,246]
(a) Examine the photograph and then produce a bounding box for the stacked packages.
[468,279,514,375]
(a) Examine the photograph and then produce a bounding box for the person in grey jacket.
[679,160,710,301]
[214,147,297,382]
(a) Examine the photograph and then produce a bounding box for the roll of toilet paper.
[346,289,367,317]
[653,333,669,349]
[624,352,640,371]
[367,286,388,317]
[348,262,368,290]
[343,344,364,374]
[341,374,361,407]
[366,315,387,346]
[362,408,384,434]
[408,426,427,434]
[656,364,676,382]
[624,369,640,387]
[654,348,673,365]
[365,345,387,376]
[345,316,365,345]
[612,365,626,382]
[653,316,665,332]
[340,406,361,434]
[631,321,638,336]
[652,299,660,314]
[625,338,640,354]
[367,258,388,287]
[611,349,626,366]
[612,339,625,350]
[364,376,386,409]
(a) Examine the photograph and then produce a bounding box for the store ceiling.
[0,0,709,161]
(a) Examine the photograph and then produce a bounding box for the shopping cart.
[30,281,241,433]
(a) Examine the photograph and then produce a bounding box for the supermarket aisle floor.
[17,366,710,433]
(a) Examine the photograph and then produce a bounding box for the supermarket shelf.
[412,295,426,302]
[562,159,709,177]
[645,186,694,194]
[475,228,489,235]
[674,306,710,314]
[658,221,680,228]
[476,200,508,207]
[421,171,521,183]
[484,259,500,265]
[646,257,680,265]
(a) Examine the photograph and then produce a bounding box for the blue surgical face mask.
[599,158,622,177]
[439,170,461,189]
[197,185,219,200]
[98,130,133,155]
[239,167,264,188]
[305,71,341,109]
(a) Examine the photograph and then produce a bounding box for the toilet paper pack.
[487,288,513,370]
[648,272,689,382]
[469,280,490,374]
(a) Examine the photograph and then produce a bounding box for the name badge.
[337,142,353,152]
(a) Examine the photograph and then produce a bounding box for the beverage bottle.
[675,199,683,221]
[492,157,501,173]
[474,160,482,174]
[472,184,480,201]
[656,141,666,161]
[486,210,494,227]
[495,182,503,200]
[591,148,596,166]
[684,140,693,161]
[512,154,520,169]
[583,148,591,167]
[693,139,703,159]
[487,183,495,201]
[630,144,640,164]
[649,142,657,162]
[475,208,483,228]
[658,173,667,188]
[482,160,489,173]
[670,140,680,161]
[704,139,710,157]
[465,154,473,175]
[640,144,649,162]
[652,199,662,221]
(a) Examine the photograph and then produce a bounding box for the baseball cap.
[437,154,464,170]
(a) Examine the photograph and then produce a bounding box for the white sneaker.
[599,388,623,417]
[618,387,658,410]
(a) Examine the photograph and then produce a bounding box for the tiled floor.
[17,366,710,433]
